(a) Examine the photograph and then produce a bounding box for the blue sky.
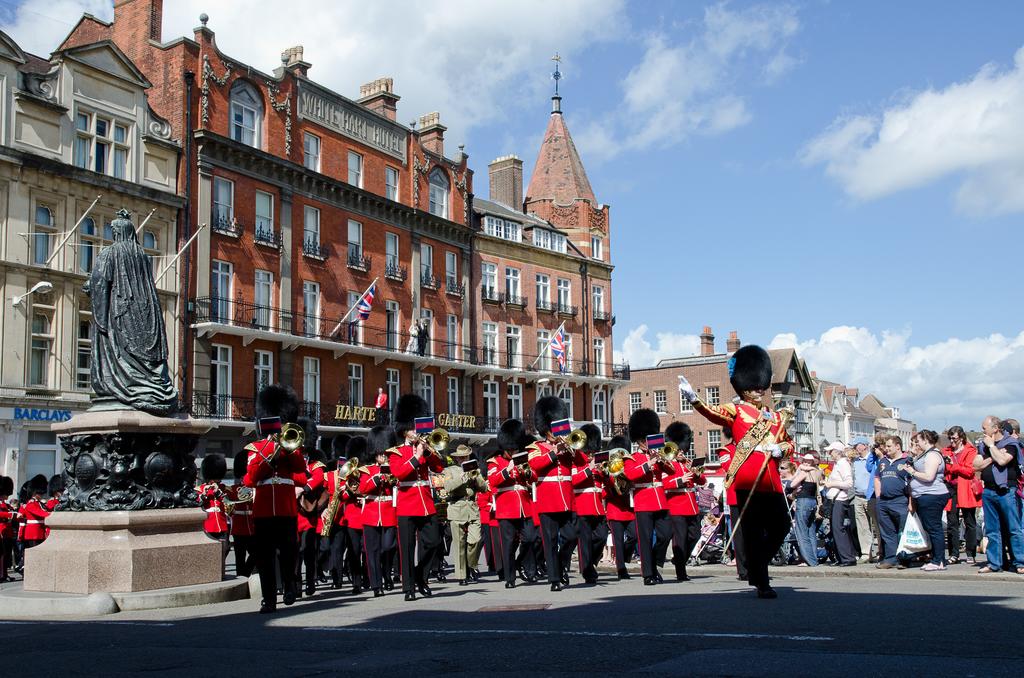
[2,0,1022,428]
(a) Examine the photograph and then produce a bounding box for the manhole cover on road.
[476,604,551,612]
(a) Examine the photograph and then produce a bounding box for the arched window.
[143,230,157,249]
[229,80,263,148]
[428,167,449,219]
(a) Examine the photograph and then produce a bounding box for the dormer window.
[229,80,263,148]
[74,109,129,180]
[428,167,449,219]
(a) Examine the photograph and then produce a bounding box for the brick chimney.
[112,0,163,62]
[726,330,740,353]
[700,326,715,357]
[358,78,400,121]
[281,45,311,77]
[418,112,446,156]
[488,155,523,209]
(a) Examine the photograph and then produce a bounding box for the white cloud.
[578,2,800,163]
[802,46,1024,217]
[614,324,702,367]
[0,0,628,150]
[769,326,1024,430]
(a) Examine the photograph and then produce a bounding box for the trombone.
[412,428,450,455]
[263,421,305,462]
[554,428,588,453]
[652,441,680,465]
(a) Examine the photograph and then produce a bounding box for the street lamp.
[12,281,53,308]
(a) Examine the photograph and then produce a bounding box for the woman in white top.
[905,430,950,570]
[824,444,857,566]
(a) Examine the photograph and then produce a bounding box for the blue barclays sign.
[13,407,72,422]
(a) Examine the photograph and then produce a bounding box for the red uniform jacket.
[488,456,531,520]
[528,440,581,514]
[695,400,792,495]
[718,444,739,505]
[477,490,493,526]
[198,482,229,534]
[295,460,327,532]
[243,438,307,518]
[662,460,705,516]
[226,485,254,537]
[604,474,635,521]
[624,451,669,512]
[943,443,981,509]
[359,464,398,528]
[571,453,606,516]
[21,498,50,541]
[390,444,444,517]
[0,499,17,539]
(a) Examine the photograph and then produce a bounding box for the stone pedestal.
[24,509,222,594]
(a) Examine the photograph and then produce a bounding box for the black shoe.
[282,587,296,606]
[350,586,362,596]
[643,576,657,586]
[838,562,856,567]
[583,576,598,585]
[525,574,539,584]
[416,582,433,597]
[550,582,563,592]
[469,568,480,582]
[676,574,691,582]
[505,581,516,589]
[373,588,384,598]
[305,584,316,597]
[560,572,570,586]
[435,573,447,583]
[383,578,394,591]
[459,579,469,586]
[757,587,778,599]
[404,591,416,601]
[517,567,527,581]
[259,601,277,614]
[654,571,664,583]
[617,570,631,580]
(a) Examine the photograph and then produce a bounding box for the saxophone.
[320,469,344,538]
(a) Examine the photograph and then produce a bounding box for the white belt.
[363,496,393,503]
[496,485,529,494]
[398,480,430,488]
[632,482,663,489]
[536,476,569,483]
[205,507,223,513]
[233,510,252,516]
[573,487,602,495]
[26,520,44,524]
[257,477,295,487]
[665,488,695,494]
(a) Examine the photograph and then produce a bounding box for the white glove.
[677,375,698,403]
[768,444,783,459]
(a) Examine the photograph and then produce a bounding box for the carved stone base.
[23,509,222,594]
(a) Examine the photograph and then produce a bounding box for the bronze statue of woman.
[85,209,178,415]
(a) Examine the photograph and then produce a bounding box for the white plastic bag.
[898,511,931,554]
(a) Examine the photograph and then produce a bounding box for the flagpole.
[328,276,379,338]
[154,223,207,284]
[134,208,157,235]
[529,320,565,369]
[44,195,102,266]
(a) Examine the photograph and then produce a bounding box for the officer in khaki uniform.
[442,445,489,585]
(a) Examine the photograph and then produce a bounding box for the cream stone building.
[0,32,182,487]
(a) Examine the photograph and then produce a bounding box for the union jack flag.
[351,281,377,323]
[550,325,567,373]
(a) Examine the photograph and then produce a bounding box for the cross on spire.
[551,53,562,96]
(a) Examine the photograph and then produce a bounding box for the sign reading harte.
[298,84,407,162]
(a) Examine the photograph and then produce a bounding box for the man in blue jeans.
[974,416,1024,574]
[874,436,910,569]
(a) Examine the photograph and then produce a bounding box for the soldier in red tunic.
[242,385,308,614]
[490,419,536,588]
[359,427,399,597]
[0,475,16,581]
[340,436,366,596]
[680,344,793,599]
[20,475,50,550]
[227,451,256,577]
[389,394,445,602]
[572,423,608,584]
[662,422,705,581]
[603,435,637,579]
[624,409,672,585]
[295,416,327,598]
[198,454,229,565]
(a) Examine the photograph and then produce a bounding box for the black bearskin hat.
[477,439,500,465]
[605,434,629,451]
[665,422,693,451]
[729,344,773,394]
[580,423,602,452]
[533,395,569,436]
[0,475,13,496]
[366,425,397,463]
[47,474,65,497]
[346,435,367,462]
[255,384,299,424]
[332,434,351,460]
[201,454,227,482]
[394,393,430,437]
[498,419,534,452]
[28,474,49,497]
[297,416,324,463]
[628,408,661,443]
[233,450,248,479]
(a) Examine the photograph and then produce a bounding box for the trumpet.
[559,428,588,451]
[653,441,680,464]
[278,422,305,452]
[412,428,450,454]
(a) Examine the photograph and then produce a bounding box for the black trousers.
[576,514,608,581]
[497,517,538,584]
[296,529,319,592]
[608,519,637,570]
[635,510,671,578]
[1,537,14,580]
[945,494,978,558]
[538,511,578,583]
[362,525,397,590]
[233,534,257,578]
[670,514,701,578]
[830,498,857,565]
[344,527,364,588]
[734,491,791,590]
[489,524,503,576]
[396,514,441,593]
[254,516,298,608]
[728,504,748,578]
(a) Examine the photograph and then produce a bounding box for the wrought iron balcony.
[347,249,371,272]
[385,260,407,282]
[303,239,329,260]
[253,225,281,249]
[505,294,527,309]
[212,214,242,238]
[536,299,556,313]
[481,287,502,304]
[557,303,578,317]
[593,309,611,322]
[420,271,439,290]
[445,279,465,297]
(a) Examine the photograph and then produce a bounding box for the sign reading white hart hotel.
[298,83,407,162]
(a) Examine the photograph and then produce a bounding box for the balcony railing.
[556,303,578,317]
[253,225,282,249]
[385,261,407,282]
[505,294,527,309]
[212,214,242,238]
[536,299,556,313]
[191,295,632,382]
[347,250,371,272]
[420,271,439,290]
[303,239,329,260]
[445,279,464,297]
[481,287,502,304]
[593,309,611,322]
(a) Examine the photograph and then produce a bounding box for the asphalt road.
[3,570,1023,677]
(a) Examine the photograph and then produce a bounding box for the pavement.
[1,562,1022,677]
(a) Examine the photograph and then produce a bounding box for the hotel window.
[505,267,520,299]
[385,300,400,351]
[654,390,667,414]
[386,369,400,417]
[483,380,499,420]
[445,251,458,288]
[255,191,273,234]
[210,344,232,416]
[28,310,52,387]
[679,390,693,413]
[505,221,521,242]
[348,151,363,187]
[385,167,399,201]
[446,314,458,360]
[420,242,433,279]
[507,382,523,420]
[210,260,232,322]
[254,350,273,395]
[706,386,720,407]
[447,376,460,414]
[428,167,449,219]
[505,325,521,369]
[628,392,641,414]
[591,236,603,260]
[481,262,497,297]
[74,110,129,179]
[484,216,502,238]
[592,285,604,314]
[482,322,498,365]
[79,216,98,273]
[254,270,273,330]
[348,291,365,345]
[536,274,550,306]
[32,205,55,266]
[385,232,399,270]
[303,132,321,171]
[303,357,321,409]
[213,177,234,229]
[303,206,320,248]
[348,220,363,259]
[593,338,605,376]
[557,278,571,307]
[707,429,722,456]
[558,385,574,417]
[348,363,364,407]
[302,281,320,337]
[536,330,551,372]
[419,373,434,410]
[593,388,607,423]
[419,308,433,356]
[229,80,262,148]
[76,298,92,389]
